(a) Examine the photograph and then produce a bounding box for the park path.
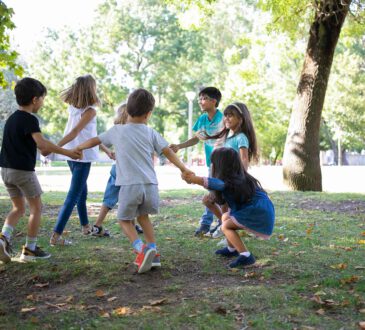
[32,165,365,194]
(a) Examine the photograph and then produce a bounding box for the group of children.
[0,75,275,273]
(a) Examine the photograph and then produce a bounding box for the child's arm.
[161,146,192,173]
[169,136,199,153]
[100,144,115,160]
[181,172,204,186]
[31,133,82,159]
[239,148,249,171]
[182,173,225,191]
[77,137,102,151]
[57,108,96,147]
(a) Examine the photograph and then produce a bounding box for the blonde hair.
[114,103,128,125]
[61,74,100,109]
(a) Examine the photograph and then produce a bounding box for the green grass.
[0,188,364,329]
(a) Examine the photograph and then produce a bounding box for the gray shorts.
[117,184,159,220]
[1,168,43,198]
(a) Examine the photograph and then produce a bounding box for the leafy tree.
[0,1,23,88]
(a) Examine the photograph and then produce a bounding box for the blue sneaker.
[215,247,239,257]
[229,254,256,268]
[151,253,161,268]
[194,224,210,237]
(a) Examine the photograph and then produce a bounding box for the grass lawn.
[0,188,364,329]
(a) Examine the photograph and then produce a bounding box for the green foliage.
[0,1,23,88]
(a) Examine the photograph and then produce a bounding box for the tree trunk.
[283,0,351,191]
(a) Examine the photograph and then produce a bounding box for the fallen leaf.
[358,240,365,244]
[150,298,168,306]
[355,266,365,270]
[107,296,117,302]
[21,307,36,313]
[100,311,111,318]
[113,307,132,316]
[30,316,39,324]
[340,275,359,285]
[359,321,365,330]
[165,237,173,241]
[330,263,347,270]
[65,296,74,303]
[360,309,365,314]
[95,290,106,298]
[306,228,313,235]
[316,308,325,315]
[26,294,37,301]
[362,231,365,236]
[34,282,49,288]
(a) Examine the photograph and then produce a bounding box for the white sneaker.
[217,238,228,247]
[212,225,224,239]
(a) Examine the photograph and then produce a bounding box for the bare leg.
[26,196,42,238]
[137,214,155,244]
[4,196,26,228]
[221,216,248,253]
[202,195,223,220]
[95,205,111,227]
[119,220,138,243]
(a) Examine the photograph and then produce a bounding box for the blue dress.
[204,177,275,239]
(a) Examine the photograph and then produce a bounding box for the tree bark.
[283,0,351,191]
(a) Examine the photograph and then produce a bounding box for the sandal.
[50,233,72,246]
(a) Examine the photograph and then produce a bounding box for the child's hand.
[68,148,83,160]
[169,144,179,153]
[107,150,116,160]
[181,171,195,183]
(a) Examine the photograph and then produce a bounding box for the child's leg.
[221,215,248,253]
[137,214,155,244]
[202,195,223,221]
[119,220,138,243]
[77,183,89,230]
[95,205,111,227]
[2,196,26,239]
[53,161,91,235]
[25,195,42,250]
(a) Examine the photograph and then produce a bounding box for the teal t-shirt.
[193,110,223,167]
[224,132,249,151]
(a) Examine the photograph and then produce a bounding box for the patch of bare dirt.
[296,199,365,215]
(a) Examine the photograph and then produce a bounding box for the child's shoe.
[82,225,91,235]
[151,253,161,268]
[194,224,210,237]
[229,254,256,268]
[135,224,143,234]
[134,245,156,274]
[50,233,72,246]
[20,246,51,262]
[212,225,224,239]
[0,233,11,263]
[217,237,228,247]
[91,225,110,237]
[215,247,239,257]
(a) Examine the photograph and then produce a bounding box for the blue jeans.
[54,161,91,234]
[102,164,120,209]
[200,166,214,226]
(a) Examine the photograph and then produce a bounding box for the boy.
[0,77,82,263]
[76,88,191,273]
[170,87,223,236]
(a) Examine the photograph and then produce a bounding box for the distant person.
[170,87,223,236]
[0,77,81,263]
[202,102,259,240]
[182,148,275,269]
[91,103,143,237]
[76,88,192,273]
[50,75,100,246]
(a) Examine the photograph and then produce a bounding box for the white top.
[63,105,99,162]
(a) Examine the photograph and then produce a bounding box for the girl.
[50,75,100,245]
[203,102,258,170]
[91,103,143,237]
[203,102,259,238]
[182,147,275,268]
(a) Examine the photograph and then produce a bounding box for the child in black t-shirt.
[0,77,82,263]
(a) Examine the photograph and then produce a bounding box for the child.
[170,87,224,236]
[182,147,275,269]
[0,77,81,263]
[76,88,191,273]
[203,102,259,239]
[50,75,100,246]
[91,103,143,237]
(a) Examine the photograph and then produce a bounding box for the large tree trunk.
[283,0,351,191]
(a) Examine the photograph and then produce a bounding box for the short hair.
[199,86,222,107]
[14,77,47,106]
[127,88,155,117]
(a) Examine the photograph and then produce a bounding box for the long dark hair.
[211,147,263,204]
[203,102,258,164]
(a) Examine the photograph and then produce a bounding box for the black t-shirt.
[0,110,41,171]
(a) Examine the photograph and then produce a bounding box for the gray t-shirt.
[98,123,169,186]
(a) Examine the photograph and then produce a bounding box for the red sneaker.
[134,245,156,274]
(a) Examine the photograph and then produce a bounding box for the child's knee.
[202,194,214,206]
[221,212,230,222]
[14,206,26,217]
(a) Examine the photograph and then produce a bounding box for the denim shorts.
[102,164,120,209]
[1,168,43,198]
[117,184,159,220]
